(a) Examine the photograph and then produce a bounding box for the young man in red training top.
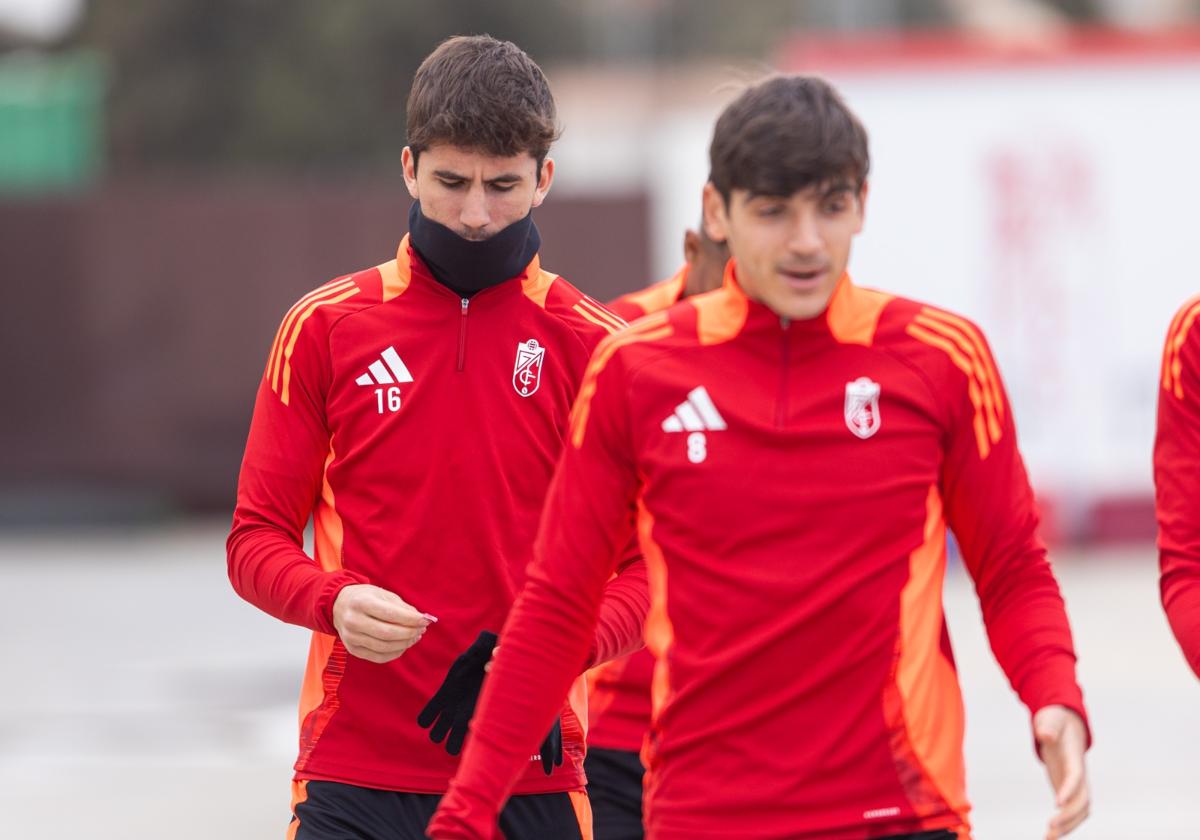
[587,224,728,840]
[1155,295,1200,679]
[227,35,647,840]
[428,75,1092,840]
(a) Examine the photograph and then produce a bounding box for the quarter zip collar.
[398,235,540,305]
[720,259,853,339]
[406,202,541,299]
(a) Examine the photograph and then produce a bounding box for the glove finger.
[429,708,454,744]
[445,719,468,755]
[417,693,448,728]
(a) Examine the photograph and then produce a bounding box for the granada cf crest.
[844,376,882,439]
[513,338,545,397]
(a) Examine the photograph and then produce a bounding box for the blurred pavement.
[0,522,1195,839]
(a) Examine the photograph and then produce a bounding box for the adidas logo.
[355,346,413,387]
[661,386,727,433]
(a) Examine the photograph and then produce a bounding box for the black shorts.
[581,749,958,840]
[584,747,644,840]
[288,779,590,840]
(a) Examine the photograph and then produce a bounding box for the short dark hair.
[709,75,869,203]
[406,35,560,167]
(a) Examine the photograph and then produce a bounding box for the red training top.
[588,265,690,753]
[1155,293,1200,679]
[227,236,647,795]
[429,265,1089,840]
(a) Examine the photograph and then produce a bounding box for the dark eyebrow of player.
[484,173,523,187]
[432,169,468,182]
[819,181,854,199]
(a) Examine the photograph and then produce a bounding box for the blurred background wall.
[2,0,1199,539]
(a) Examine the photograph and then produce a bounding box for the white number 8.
[687,432,707,464]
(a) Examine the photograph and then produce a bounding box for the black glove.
[417,630,497,755]
[539,716,564,775]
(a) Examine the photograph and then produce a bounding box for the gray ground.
[0,522,1195,839]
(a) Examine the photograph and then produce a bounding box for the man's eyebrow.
[484,172,523,185]
[819,181,854,197]
[432,169,467,181]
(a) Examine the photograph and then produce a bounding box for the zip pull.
[457,297,470,371]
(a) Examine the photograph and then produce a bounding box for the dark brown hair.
[709,75,869,203]
[406,35,560,168]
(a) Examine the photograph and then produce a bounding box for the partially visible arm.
[937,322,1090,837]
[588,529,649,668]
[1155,300,1200,679]
[428,341,642,839]
[939,327,1089,737]
[226,313,366,636]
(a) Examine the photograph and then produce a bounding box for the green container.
[0,50,105,192]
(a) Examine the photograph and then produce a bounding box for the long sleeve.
[1155,299,1200,678]
[429,341,642,839]
[226,307,367,635]
[937,323,1090,743]
[588,532,649,667]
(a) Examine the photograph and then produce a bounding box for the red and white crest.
[844,376,882,439]
[513,338,545,397]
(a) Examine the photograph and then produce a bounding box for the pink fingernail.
[422,613,439,623]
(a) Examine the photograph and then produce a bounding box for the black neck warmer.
[407,201,541,298]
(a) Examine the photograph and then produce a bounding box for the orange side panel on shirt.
[883,485,970,829]
[286,779,309,840]
[569,789,595,840]
[296,441,351,767]
[635,498,673,723]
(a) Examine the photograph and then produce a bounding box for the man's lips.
[778,266,828,286]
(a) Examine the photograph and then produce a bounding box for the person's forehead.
[421,143,538,177]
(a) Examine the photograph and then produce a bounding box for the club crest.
[844,376,882,439]
[513,338,545,397]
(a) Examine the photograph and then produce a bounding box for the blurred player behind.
[1154,294,1200,678]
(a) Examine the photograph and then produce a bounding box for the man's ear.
[531,157,555,208]
[702,182,730,243]
[402,146,420,200]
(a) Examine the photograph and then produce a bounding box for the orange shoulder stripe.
[572,302,627,335]
[576,296,629,332]
[1164,296,1200,399]
[620,269,687,317]
[906,319,999,460]
[275,284,362,405]
[911,314,1003,444]
[919,309,1004,420]
[826,277,893,346]
[570,313,672,448]
[267,278,356,388]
